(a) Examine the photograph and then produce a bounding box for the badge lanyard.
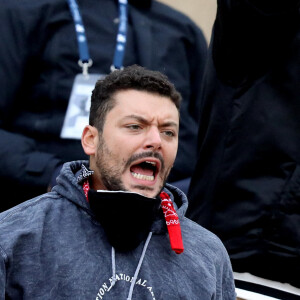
[66,0,128,75]
[112,0,128,71]
[61,0,128,139]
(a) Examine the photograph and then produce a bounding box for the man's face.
[91,89,179,198]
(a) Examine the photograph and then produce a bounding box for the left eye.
[163,131,175,137]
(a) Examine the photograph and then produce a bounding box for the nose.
[144,126,162,151]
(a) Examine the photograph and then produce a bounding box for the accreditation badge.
[61,73,105,139]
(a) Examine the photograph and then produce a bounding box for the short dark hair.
[89,65,182,132]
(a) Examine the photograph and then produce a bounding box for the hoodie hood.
[53,160,189,235]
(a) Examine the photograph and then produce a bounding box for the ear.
[81,125,99,156]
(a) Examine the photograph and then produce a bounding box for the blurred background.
[159,0,217,42]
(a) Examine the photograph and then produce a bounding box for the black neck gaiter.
[88,189,162,252]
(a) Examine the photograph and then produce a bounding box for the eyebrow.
[122,114,179,130]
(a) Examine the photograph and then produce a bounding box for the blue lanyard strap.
[67,0,90,64]
[66,0,128,74]
[111,0,128,70]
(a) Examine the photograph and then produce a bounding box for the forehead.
[110,89,179,122]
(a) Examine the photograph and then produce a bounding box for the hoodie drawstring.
[111,247,117,288]
[109,232,153,300]
[127,232,152,300]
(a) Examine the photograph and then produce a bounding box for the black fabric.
[128,0,151,9]
[89,189,161,252]
[187,0,300,288]
[0,0,207,211]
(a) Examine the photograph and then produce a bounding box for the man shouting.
[0,65,236,299]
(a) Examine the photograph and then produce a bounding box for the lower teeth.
[131,172,154,181]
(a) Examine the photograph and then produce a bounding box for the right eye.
[126,124,142,131]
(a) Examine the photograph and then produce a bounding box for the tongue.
[131,165,153,176]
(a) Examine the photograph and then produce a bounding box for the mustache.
[125,151,165,171]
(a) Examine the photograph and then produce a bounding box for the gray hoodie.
[0,161,236,299]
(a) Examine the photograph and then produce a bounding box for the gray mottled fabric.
[0,161,236,299]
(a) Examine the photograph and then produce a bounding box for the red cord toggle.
[160,191,184,254]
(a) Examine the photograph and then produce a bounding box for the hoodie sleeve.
[215,245,236,300]
[0,247,6,300]
[212,0,300,85]
[220,253,236,299]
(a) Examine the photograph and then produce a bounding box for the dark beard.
[95,141,127,191]
[96,138,170,197]
[98,166,126,191]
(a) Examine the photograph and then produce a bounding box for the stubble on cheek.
[95,139,127,191]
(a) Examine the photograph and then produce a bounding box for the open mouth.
[130,160,159,182]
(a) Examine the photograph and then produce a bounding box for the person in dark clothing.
[187,0,300,291]
[0,0,207,212]
[0,65,236,300]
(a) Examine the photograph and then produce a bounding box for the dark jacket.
[0,160,236,299]
[0,0,207,211]
[187,0,300,288]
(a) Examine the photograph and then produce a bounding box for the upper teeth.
[146,161,156,166]
[131,172,154,181]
